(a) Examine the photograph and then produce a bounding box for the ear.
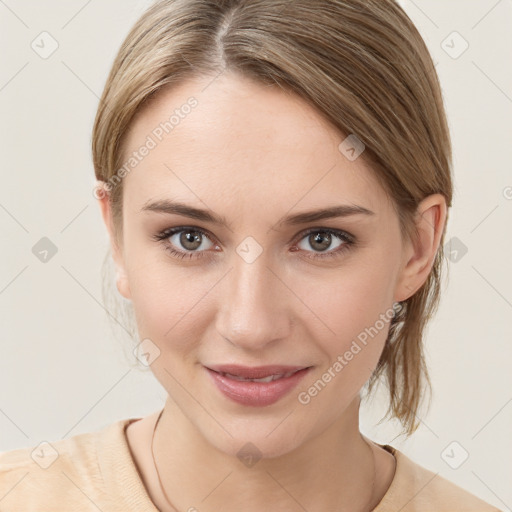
[96,183,132,300]
[394,193,447,303]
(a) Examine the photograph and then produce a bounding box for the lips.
[206,364,309,380]
[204,364,312,406]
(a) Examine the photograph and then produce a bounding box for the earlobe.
[394,194,447,303]
[114,264,132,300]
[96,183,132,300]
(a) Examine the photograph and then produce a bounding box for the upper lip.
[206,364,310,379]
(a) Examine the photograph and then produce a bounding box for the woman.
[0,0,502,510]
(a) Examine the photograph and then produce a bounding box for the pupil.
[311,232,331,252]
[181,231,201,250]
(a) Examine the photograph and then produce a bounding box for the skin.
[98,72,447,511]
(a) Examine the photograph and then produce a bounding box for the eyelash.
[152,226,355,262]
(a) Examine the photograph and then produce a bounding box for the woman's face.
[104,72,416,458]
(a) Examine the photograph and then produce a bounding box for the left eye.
[296,229,348,253]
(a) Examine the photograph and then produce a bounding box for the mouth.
[204,364,313,406]
[205,364,311,381]
[214,370,299,383]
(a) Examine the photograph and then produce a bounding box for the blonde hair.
[92,0,453,436]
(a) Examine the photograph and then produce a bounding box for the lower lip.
[205,367,311,407]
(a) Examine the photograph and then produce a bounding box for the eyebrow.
[141,199,375,229]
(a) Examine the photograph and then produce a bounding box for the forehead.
[121,73,390,219]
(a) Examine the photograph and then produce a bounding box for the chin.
[205,432,301,467]
[197,418,307,462]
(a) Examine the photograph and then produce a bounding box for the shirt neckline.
[97,416,160,511]
[98,415,405,512]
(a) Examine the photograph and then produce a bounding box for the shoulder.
[374,445,503,512]
[0,418,133,511]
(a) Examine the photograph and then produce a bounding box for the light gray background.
[1,0,511,508]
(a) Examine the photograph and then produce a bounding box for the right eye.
[153,226,218,260]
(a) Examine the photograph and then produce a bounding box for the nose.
[215,251,292,351]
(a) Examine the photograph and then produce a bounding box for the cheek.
[294,267,395,419]
[297,256,396,367]
[124,255,215,353]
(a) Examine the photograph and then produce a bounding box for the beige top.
[0,415,502,512]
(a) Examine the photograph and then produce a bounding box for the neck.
[151,394,378,512]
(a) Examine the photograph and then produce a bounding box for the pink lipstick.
[204,364,311,406]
